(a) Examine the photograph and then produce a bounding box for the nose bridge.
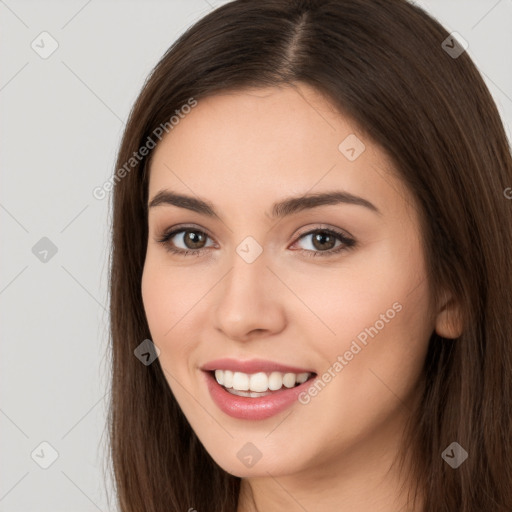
[220,244,269,311]
[212,240,286,339]
[221,229,269,296]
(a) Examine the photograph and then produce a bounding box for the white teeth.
[223,370,233,388]
[227,388,273,398]
[282,373,296,388]
[232,372,249,391]
[268,371,283,391]
[249,372,268,392]
[296,372,309,384]
[213,369,312,392]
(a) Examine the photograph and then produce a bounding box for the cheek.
[141,260,191,372]
[141,263,171,339]
[141,257,217,384]
[290,277,431,455]
[278,249,426,348]
[287,240,432,397]
[141,258,200,340]
[323,286,430,415]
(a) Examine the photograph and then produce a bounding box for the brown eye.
[293,228,356,258]
[157,227,215,255]
[181,230,207,249]
[310,231,337,251]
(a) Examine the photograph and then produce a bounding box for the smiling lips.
[201,358,317,419]
[214,369,311,396]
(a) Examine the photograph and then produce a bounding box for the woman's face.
[141,83,437,479]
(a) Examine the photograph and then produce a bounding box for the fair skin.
[141,83,462,512]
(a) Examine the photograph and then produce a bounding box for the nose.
[212,249,287,342]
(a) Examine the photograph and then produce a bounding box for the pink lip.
[201,358,314,374]
[201,359,317,421]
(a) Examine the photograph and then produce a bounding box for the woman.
[106,1,512,510]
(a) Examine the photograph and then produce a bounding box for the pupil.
[313,232,334,250]
[186,231,205,249]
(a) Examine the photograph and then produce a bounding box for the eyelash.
[156,225,356,258]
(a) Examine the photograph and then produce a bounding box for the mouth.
[201,359,317,420]
[210,369,315,397]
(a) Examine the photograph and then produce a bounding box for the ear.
[434,290,463,339]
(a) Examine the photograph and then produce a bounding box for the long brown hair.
[105,1,512,510]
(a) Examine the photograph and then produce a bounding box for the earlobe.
[434,292,464,339]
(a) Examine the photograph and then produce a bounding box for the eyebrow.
[148,189,381,218]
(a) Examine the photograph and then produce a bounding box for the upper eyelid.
[160,224,216,243]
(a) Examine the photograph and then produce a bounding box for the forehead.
[148,84,413,220]
[152,84,358,174]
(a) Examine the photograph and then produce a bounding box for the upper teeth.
[214,370,310,392]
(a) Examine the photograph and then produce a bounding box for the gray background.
[1,0,511,510]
